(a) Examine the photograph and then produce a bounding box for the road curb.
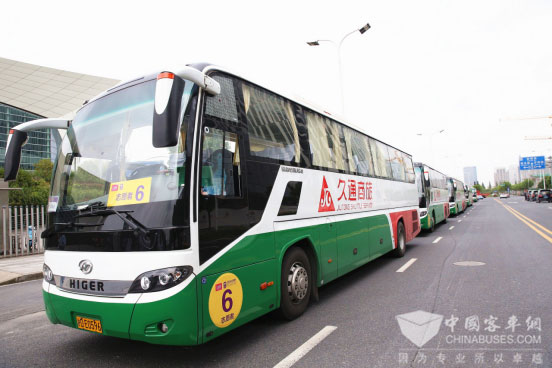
[0,272,43,286]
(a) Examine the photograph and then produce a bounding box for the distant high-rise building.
[463,166,478,186]
[494,167,507,186]
[507,164,520,184]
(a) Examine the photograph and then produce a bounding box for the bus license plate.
[76,316,103,334]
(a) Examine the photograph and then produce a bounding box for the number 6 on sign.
[107,177,152,207]
[208,273,243,328]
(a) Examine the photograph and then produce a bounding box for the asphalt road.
[0,197,550,368]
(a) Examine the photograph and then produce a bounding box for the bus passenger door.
[197,123,249,265]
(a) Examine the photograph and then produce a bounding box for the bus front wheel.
[279,247,312,320]
[429,213,436,233]
[392,222,406,258]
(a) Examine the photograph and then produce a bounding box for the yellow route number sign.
[107,177,152,207]
[208,273,243,328]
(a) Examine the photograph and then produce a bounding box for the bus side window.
[242,83,300,164]
[343,127,374,176]
[370,138,393,179]
[305,111,347,171]
[200,127,241,197]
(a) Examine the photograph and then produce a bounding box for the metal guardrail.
[1,205,46,258]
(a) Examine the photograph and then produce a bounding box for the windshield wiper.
[75,207,150,236]
[41,221,105,238]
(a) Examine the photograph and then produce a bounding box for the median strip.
[396,258,417,273]
[274,326,337,368]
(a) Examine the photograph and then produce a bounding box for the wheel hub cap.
[288,262,308,302]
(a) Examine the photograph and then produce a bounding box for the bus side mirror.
[4,129,28,181]
[423,171,429,186]
[152,72,185,148]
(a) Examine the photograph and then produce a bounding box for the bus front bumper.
[43,278,199,346]
[419,211,431,229]
[449,203,458,215]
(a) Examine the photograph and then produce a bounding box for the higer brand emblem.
[318,176,335,212]
[79,260,93,275]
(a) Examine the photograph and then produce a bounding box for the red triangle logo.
[318,176,335,212]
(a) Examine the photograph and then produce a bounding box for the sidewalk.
[0,253,44,286]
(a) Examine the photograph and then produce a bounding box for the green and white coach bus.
[465,185,473,207]
[4,64,421,345]
[414,163,449,232]
[447,177,466,215]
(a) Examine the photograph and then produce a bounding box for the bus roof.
[413,162,449,177]
[80,62,413,158]
[196,63,414,158]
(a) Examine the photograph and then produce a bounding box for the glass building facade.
[0,102,50,170]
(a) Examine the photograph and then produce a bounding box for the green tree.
[512,179,534,191]
[502,181,512,190]
[34,159,54,183]
[0,166,50,206]
[537,176,551,189]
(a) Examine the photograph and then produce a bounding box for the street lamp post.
[307,22,371,115]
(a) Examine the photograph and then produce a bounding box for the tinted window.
[370,139,393,178]
[200,128,241,197]
[388,147,406,181]
[343,127,374,176]
[278,181,303,216]
[205,76,238,122]
[306,111,348,171]
[242,83,299,163]
[402,153,415,183]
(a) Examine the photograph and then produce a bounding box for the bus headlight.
[129,266,193,293]
[43,264,54,284]
[419,211,427,218]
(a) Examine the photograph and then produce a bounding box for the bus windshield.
[50,79,193,210]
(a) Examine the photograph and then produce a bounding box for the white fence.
[1,205,46,258]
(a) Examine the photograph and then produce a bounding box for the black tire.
[279,247,312,320]
[392,222,406,258]
[429,213,436,233]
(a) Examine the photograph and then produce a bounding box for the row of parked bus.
[414,163,480,232]
[525,189,551,203]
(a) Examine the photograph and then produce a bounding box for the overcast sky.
[3,0,552,185]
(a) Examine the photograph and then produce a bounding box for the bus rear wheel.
[279,247,312,320]
[392,222,406,257]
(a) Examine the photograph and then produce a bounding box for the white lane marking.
[458,220,462,223]
[463,216,467,218]
[449,226,455,230]
[274,326,337,368]
[396,258,417,273]
[433,237,443,244]
[548,207,552,210]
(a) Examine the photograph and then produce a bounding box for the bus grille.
[412,210,419,232]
